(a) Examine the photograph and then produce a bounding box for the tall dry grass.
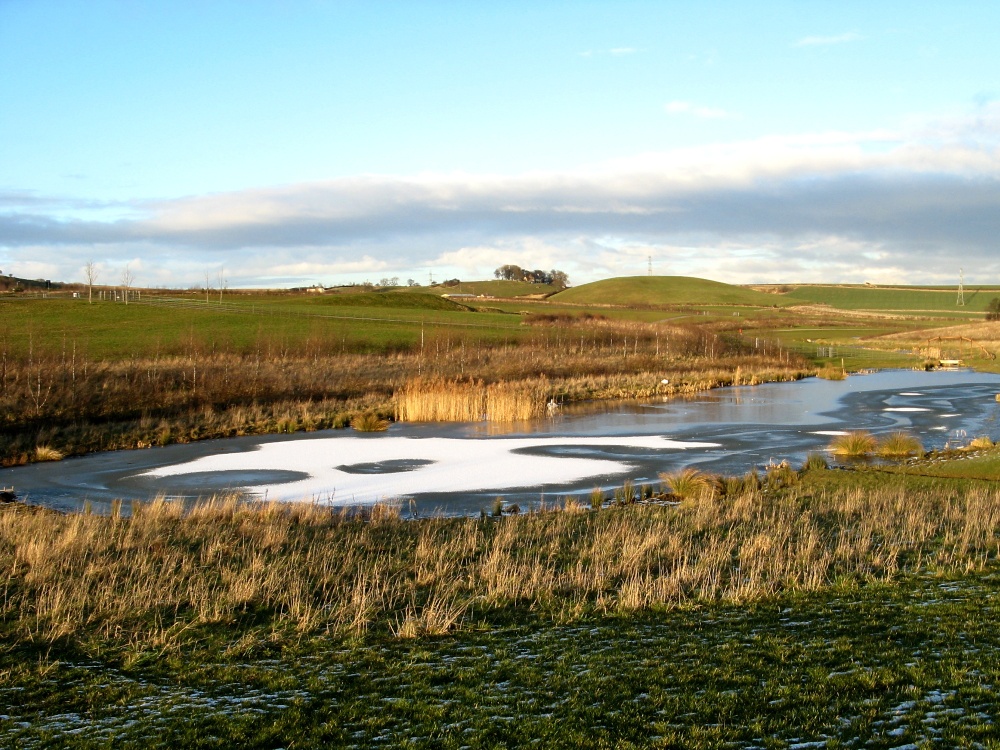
[395,377,550,422]
[0,323,807,464]
[4,480,1000,649]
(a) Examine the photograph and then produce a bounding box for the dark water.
[5,370,1000,516]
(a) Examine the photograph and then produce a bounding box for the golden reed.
[395,377,550,422]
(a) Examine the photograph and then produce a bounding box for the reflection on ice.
[141,435,719,504]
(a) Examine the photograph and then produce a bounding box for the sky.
[2,0,999,289]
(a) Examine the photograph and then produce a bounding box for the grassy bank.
[4,467,1000,746]
[4,468,998,650]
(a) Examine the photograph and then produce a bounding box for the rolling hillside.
[778,284,1000,313]
[550,276,788,307]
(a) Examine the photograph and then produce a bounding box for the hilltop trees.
[493,265,569,287]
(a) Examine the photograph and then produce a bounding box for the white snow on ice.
[139,435,719,504]
[883,407,932,412]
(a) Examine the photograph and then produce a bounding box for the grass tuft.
[351,412,390,432]
[828,430,876,458]
[875,431,924,458]
[800,452,829,472]
[659,468,713,500]
[33,445,65,462]
[816,365,846,380]
[966,436,995,451]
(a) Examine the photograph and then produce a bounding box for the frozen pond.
[6,369,1000,516]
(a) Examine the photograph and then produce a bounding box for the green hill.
[308,291,471,311]
[779,284,1000,313]
[550,276,787,307]
[412,280,560,297]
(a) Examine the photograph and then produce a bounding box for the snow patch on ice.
[140,435,719,504]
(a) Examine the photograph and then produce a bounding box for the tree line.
[493,265,569,287]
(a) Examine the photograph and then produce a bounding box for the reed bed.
[395,377,550,422]
[4,479,1000,650]
[0,326,807,464]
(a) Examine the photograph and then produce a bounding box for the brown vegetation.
[0,324,806,464]
[4,478,1000,649]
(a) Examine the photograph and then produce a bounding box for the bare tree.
[217,266,226,303]
[204,270,212,303]
[120,264,134,305]
[84,261,99,303]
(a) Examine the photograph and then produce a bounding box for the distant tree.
[987,297,1000,321]
[378,277,391,287]
[550,270,569,288]
[120,264,134,305]
[84,260,99,304]
[494,264,525,281]
[390,276,399,287]
[527,269,552,284]
[407,278,418,287]
[217,266,226,303]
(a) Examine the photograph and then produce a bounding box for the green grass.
[782,283,1000,313]
[550,275,791,307]
[4,572,1000,748]
[880,446,1000,481]
[419,279,562,297]
[300,290,474,310]
[0,296,528,359]
[4,462,1000,746]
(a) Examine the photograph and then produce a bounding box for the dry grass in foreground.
[4,478,1000,651]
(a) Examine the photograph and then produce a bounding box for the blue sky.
[2,1,999,288]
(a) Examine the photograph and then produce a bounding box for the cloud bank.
[3,108,1000,287]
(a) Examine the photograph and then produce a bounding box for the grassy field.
[5,461,1000,747]
[416,279,562,297]
[780,283,1000,313]
[551,275,792,308]
[6,272,1000,746]
[4,572,1000,748]
[0,294,526,359]
[5,273,1000,465]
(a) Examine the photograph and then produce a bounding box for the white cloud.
[794,31,862,48]
[664,100,733,119]
[4,106,1000,287]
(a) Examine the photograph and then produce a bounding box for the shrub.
[875,431,923,458]
[986,296,1000,321]
[351,412,389,432]
[659,468,713,501]
[828,431,876,458]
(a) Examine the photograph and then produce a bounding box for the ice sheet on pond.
[140,435,719,504]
